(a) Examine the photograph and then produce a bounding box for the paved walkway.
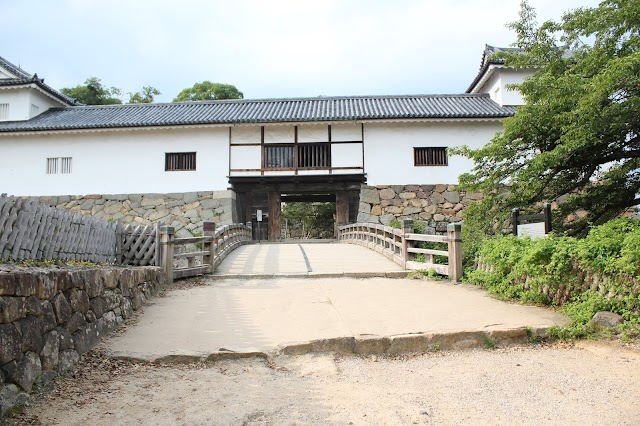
[105,277,568,361]
[214,242,405,276]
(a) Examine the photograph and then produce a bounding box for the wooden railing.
[337,220,463,281]
[159,221,252,283]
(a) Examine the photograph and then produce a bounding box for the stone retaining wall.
[23,190,236,239]
[0,266,167,416]
[358,185,483,233]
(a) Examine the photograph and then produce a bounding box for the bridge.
[104,220,567,361]
[214,242,405,277]
[159,220,463,281]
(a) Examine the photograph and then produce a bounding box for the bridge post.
[160,226,175,285]
[203,221,216,273]
[447,223,463,282]
[401,219,413,268]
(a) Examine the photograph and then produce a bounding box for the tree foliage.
[457,0,640,237]
[128,86,161,104]
[61,77,122,105]
[173,81,244,102]
[281,202,335,239]
[61,78,161,105]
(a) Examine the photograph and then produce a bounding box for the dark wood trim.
[230,139,361,146]
[328,125,332,175]
[281,194,336,203]
[260,126,265,176]
[294,125,299,176]
[230,166,364,172]
[361,123,365,174]
[228,127,232,176]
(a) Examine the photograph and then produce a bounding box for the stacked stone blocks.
[0,266,166,415]
[25,190,235,239]
[358,185,483,233]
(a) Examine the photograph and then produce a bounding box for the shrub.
[466,218,640,338]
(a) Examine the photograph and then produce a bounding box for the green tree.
[128,86,161,104]
[282,202,335,239]
[173,81,244,102]
[457,0,640,237]
[60,77,122,105]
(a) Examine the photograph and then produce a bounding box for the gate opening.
[281,197,336,240]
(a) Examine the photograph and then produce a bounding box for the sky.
[1,0,601,103]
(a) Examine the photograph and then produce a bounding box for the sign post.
[256,209,262,243]
[512,203,552,238]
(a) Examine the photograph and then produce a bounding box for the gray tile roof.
[0,56,31,80]
[0,56,82,106]
[0,94,515,133]
[466,45,523,93]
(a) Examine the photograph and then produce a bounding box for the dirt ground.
[6,341,640,426]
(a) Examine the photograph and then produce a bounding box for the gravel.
[6,341,640,425]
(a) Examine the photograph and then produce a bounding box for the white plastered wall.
[0,126,230,196]
[363,120,503,185]
[479,67,535,106]
[228,123,364,177]
[27,90,65,118]
[0,87,67,121]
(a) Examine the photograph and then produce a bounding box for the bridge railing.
[159,221,252,283]
[337,220,462,281]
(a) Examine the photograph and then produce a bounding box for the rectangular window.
[264,145,295,169]
[165,152,196,171]
[298,143,331,168]
[0,103,8,120]
[46,157,72,174]
[30,104,39,118]
[263,143,332,169]
[414,147,448,166]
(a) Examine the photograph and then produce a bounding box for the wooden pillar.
[244,192,253,224]
[447,223,463,282]
[401,219,413,268]
[268,191,281,241]
[203,221,216,273]
[335,191,349,238]
[160,226,175,284]
[512,208,520,236]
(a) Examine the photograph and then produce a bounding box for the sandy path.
[9,341,640,426]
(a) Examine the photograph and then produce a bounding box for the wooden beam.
[281,194,335,203]
[335,191,349,238]
[268,191,281,241]
[244,192,253,224]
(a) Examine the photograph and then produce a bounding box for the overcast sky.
[1,0,600,103]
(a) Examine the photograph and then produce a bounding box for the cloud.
[0,0,601,102]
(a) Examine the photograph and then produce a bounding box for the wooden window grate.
[46,157,72,174]
[414,147,448,166]
[298,143,331,168]
[264,143,331,169]
[166,152,196,171]
[0,104,8,120]
[264,145,295,168]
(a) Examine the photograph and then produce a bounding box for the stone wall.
[358,185,483,233]
[0,266,167,416]
[24,190,237,239]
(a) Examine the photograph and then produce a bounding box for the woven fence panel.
[0,194,117,263]
[118,223,158,266]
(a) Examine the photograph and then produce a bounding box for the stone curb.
[210,271,409,280]
[108,350,270,364]
[278,326,547,355]
[105,326,550,364]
